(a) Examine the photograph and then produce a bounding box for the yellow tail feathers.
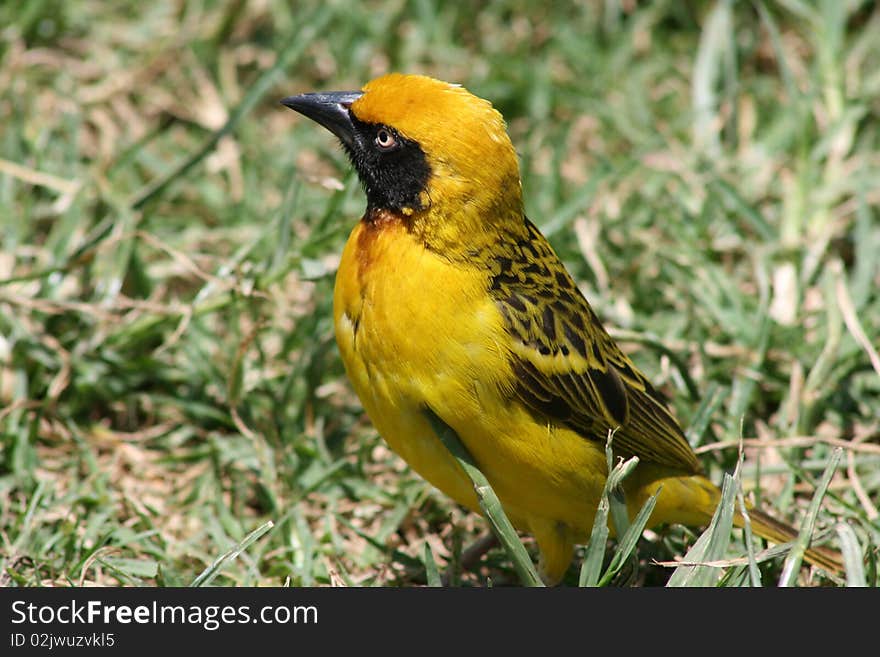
[632,470,844,577]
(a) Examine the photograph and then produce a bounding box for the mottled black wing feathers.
[490,218,700,473]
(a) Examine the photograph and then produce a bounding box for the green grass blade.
[597,489,659,587]
[667,472,738,587]
[685,382,724,449]
[692,0,733,156]
[579,495,610,587]
[779,448,843,587]
[190,521,274,587]
[835,522,866,587]
[425,410,543,587]
[580,432,639,586]
[422,543,442,588]
[737,491,763,587]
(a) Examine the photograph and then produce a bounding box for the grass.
[1,0,879,587]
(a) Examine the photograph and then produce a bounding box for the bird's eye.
[375,128,397,151]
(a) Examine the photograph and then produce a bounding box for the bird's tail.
[631,470,844,575]
[741,507,843,574]
[636,471,845,574]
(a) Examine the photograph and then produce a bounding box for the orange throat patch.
[354,208,410,278]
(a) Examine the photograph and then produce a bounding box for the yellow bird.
[282,73,840,583]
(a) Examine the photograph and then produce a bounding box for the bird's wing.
[487,218,700,473]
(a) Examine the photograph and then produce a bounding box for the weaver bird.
[282,73,841,584]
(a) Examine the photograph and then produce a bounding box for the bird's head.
[282,73,525,252]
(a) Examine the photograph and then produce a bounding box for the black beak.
[281,91,364,149]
